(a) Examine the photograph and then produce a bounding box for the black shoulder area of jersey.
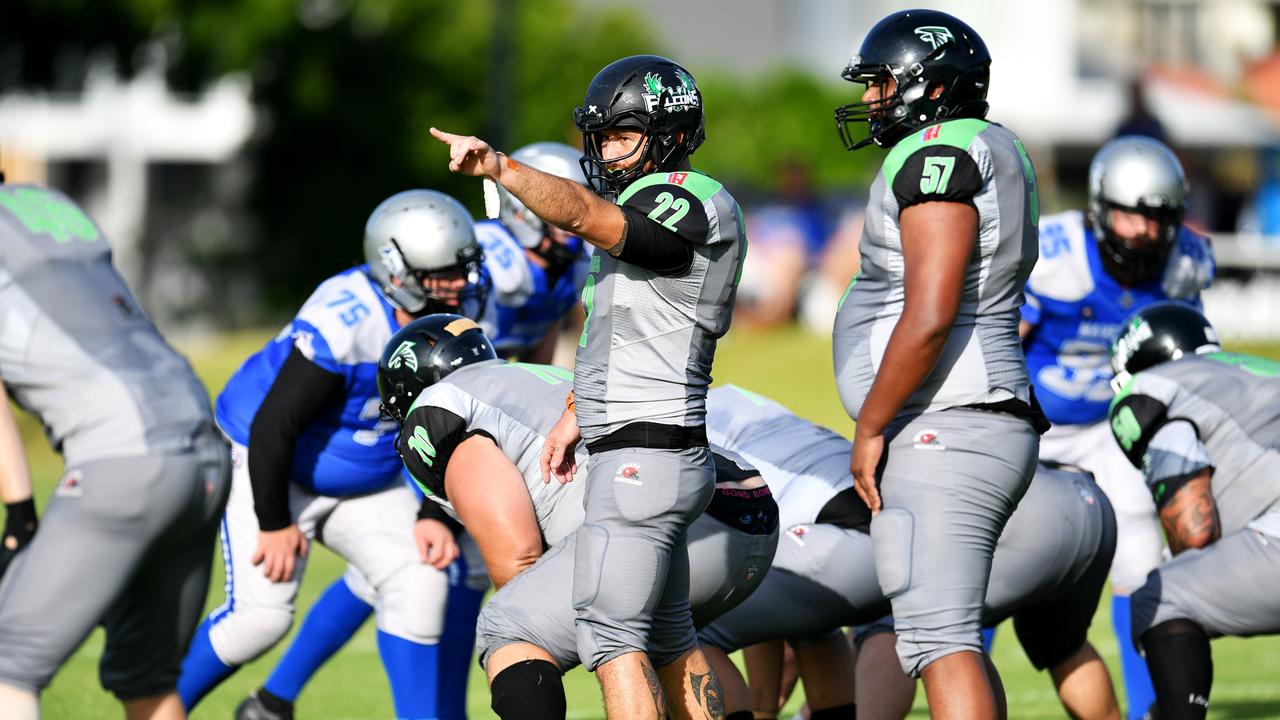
[397,405,468,500]
[619,180,710,245]
[1108,392,1170,469]
[892,144,984,213]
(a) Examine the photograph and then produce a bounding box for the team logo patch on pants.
[613,463,643,486]
[55,470,83,497]
[912,430,946,451]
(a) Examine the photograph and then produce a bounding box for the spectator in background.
[1114,78,1167,143]
[735,158,834,328]
[1238,145,1280,246]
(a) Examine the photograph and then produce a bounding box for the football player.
[833,10,1046,718]
[235,142,593,720]
[1022,136,1213,718]
[1109,303,1280,720]
[176,190,488,720]
[0,182,231,720]
[432,53,747,719]
[375,316,777,720]
[695,385,1119,720]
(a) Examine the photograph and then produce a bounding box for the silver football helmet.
[1088,136,1188,286]
[363,189,486,316]
[484,142,588,249]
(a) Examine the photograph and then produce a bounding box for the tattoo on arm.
[643,662,666,718]
[689,671,726,720]
[1161,473,1221,555]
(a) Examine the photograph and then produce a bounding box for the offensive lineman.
[1022,136,1213,718]
[432,54,747,719]
[374,317,776,719]
[1108,304,1280,720]
[177,190,488,720]
[696,385,1120,720]
[0,182,231,720]
[833,10,1045,718]
[234,141,594,720]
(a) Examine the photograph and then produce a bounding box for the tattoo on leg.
[689,671,726,720]
[643,663,665,718]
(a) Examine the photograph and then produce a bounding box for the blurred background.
[6,2,1280,717]
[4,0,1280,339]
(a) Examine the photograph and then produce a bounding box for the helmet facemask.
[378,239,490,318]
[1093,199,1184,287]
[577,114,668,198]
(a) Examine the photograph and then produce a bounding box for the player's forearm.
[497,155,624,251]
[1160,472,1219,554]
[0,386,33,504]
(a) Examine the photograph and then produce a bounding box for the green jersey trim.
[882,119,990,187]
[617,170,723,205]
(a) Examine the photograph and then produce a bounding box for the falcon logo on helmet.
[388,340,418,372]
[914,26,956,50]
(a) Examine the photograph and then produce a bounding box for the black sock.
[1142,619,1212,720]
[810,703,857,719]
[255,688,294,718]
[490,659,566,720]
[724,712,755,720]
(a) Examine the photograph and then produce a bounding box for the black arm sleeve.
[616,206,696,276]
[397,404,469,500]
[1108,392,1170,469]
[248,346,346,531]
[892,145,985,213]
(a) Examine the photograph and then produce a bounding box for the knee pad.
[209,606,294,665]
[490,659,565,720]
[375,562,449,644]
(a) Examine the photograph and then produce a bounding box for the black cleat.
[235,691,295,720]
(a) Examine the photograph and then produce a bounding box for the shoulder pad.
[293,269,394,366]
[1027,210,1094,302]
[1161,225,1215,300]
[475,221,534,304]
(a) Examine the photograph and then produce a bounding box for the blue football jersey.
[474,219,589,358]
[216,265,404,496]
[1023,210,1214,425]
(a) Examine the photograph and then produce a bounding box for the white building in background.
[0,64,254,327]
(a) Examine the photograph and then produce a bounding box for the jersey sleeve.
[476,222,536,306]
[1107,386,1170,469]
[1020,288,1043,327]
[1142,419,1213,508]
[618,178,712,245]
[398,404,468,499]
[1161,226,1215,301]
[292,274,386,374]
[891,145,985,212]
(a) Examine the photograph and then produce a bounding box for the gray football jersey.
[706,385,851,530]
[1109,352,1280,534]
[834,119,1040,419]
[574,170,746,442]
[399,360,588,545]
[0,184,213,466]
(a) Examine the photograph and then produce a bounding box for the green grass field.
[22,326,1280,719]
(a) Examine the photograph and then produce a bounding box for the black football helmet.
[377,314,498,422]
[836,9,991,151]
[573,55,706,196]
[1110,302,1220,392]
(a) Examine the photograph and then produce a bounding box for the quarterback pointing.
[1021,136,1213,718]
[433,53,747,719]
[833,10,1045,718]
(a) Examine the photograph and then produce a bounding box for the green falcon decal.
[0,187,100,243]
[388,340,418,371]
[644,72,665,98]
[407,425,436,466]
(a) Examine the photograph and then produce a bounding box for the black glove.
[0,498,38,581]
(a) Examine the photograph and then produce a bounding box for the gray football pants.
[0,428,230,699]
[572,445,714,670]
[872,408,1038,677]
[1132,528,1280,647]
[476,510,777,671]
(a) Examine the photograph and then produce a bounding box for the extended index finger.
[428,127,462,144]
